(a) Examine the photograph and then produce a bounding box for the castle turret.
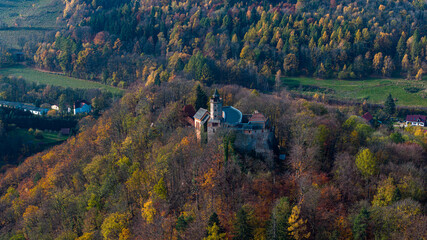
[210,89,223,121]
[207,89,223,141]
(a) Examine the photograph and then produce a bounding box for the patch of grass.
[0,30,49,49]
[0,65,124,95]
[0,0,64,48]
[11,128,68,144]
[0,0,63,28]
[281,77,427,106]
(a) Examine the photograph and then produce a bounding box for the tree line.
[18,0,424,90]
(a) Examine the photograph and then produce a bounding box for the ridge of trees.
[16,0,425,90]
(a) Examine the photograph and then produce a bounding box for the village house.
[193,108,210,139]
[51,105,60,111]
[362,112,373,123]
[193,90,273,157]
[0,100,49,116]
[73,100,91,115]
[405,115,426,127]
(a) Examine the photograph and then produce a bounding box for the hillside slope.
[26,0,426,90]
[0,82,426,239]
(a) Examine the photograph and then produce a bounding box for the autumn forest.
[0,0,426,239]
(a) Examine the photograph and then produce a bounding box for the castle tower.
[210,89,222,121]
[207,89,222,141]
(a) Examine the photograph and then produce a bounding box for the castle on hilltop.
[193,89,273,157]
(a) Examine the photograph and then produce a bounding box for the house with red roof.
[362,112,373,123]
[405,115,426,127]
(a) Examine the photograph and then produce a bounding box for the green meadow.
[11,128,68,145]
[0,0,62,28]
[0,65,124,95]
[281,76,427,107]
[0,0,63,48]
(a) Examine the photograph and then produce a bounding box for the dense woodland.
[0,0,426,239]
[0,81,426,239]
[2,0,422,89]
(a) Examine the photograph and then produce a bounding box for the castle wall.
[233,130,274,160]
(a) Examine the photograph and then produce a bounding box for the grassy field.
[11,128,68,145]
[0,0,62,28]
[0,0,63,48]
[0,29,51,49]
[0,65,124,95]
[281,76,427,107]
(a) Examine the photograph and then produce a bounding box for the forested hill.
[0,81,426,239]
[27,0,426,89]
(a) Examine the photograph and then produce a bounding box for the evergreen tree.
[208,212,221,228]
[351,207,370,240]
[195,84,208,110]
[207,212,225,236]
[396,33,406,60]
[154,73,161,86]
[233,207,253,240]
[200,63,214,84]
[268,197,291,240]
[384,94,395,116]
[175,57,185,72]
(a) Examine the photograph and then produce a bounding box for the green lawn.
[11,128,68,145]
[281,76,427,107]
[0,65,124,95]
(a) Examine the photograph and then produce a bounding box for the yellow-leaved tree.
[204,223,226,240]
[101,212,130,240]
[141,198,156,224]
[288,205,310,240]
[355,148,378,178]
[372,177,400,207]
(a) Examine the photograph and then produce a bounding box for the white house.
[28,107,49,116]
[0,100,48,115]
[406,115,426,127]
[193,108,210,140]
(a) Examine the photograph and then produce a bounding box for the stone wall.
[233,129,274,161]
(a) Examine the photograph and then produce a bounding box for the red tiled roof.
[362,112,373,122]
[249,112,267,122]
[406,115,426,122]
